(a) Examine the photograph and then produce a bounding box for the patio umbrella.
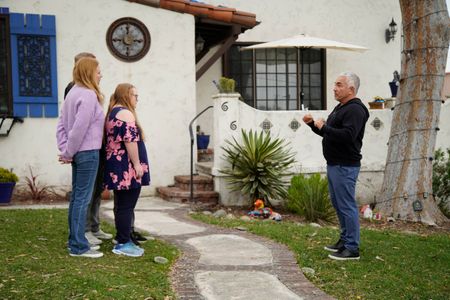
[241,34,368,52]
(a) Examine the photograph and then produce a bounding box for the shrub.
[220,129,296,205]
[0,167,19,183]
[25,166,49,201]
[286,173,335,222]
[432,148,450,218]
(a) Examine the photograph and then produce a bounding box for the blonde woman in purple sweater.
[56,57,104,258]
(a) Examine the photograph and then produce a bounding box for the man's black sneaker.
[130,235,141,246]
[328,248,360,260]
[324,239,345,252]
[131,231,147,242]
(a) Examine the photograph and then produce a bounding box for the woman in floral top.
[104,83,150,257]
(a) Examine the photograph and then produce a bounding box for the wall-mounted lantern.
[385,18,398,43]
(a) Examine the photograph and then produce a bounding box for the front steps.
[157,175,218,206]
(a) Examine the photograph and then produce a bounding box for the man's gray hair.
[339,72,360,94]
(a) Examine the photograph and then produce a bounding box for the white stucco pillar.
[212,93,248,206]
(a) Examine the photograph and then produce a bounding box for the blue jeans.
[327,165,360,251]
[68,150,99,254]
[85,148,105,232]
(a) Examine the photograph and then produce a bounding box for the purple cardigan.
[56,85,105,159]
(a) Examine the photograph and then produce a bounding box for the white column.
[212,93,247,206]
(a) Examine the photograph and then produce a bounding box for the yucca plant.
[286,173,336,222]
[220,129,296,205]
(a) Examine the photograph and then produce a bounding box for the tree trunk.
[377,0,449,225]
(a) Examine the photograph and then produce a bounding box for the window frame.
[223,42,327,111]
[0,13,13,117]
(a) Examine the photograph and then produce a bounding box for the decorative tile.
[17,35,52,97]
[371,117,383,130]
[260,118,273,133]
[289,119,301,132]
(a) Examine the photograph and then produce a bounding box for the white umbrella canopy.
[241,34,368,52]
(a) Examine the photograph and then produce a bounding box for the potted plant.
[369,96,385,109]
[218,77,236,93]
[389,70,400,98]
[0,167,19,204]
[196,131,210,150]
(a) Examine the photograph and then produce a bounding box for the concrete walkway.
[101,197,334,300]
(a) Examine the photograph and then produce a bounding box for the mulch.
[7,194,450,235]
[205,205,450,235]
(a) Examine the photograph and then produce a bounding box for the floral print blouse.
[104,107,150,190]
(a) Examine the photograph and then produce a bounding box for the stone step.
[174,175,214,191]
[197,148,214,162]
[195,162,213,177]
[157,186,219,206]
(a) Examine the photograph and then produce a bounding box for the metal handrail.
[0,117,24,137]
[188,105,213,203]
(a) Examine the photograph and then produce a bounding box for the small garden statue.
[247,199,282,221]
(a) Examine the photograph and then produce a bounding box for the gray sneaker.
[86,231,102,245]
[70,249,103,258]
[92,229,113,240]
[90,244,100,251]
[67,244,100,251]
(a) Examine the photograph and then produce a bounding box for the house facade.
[196,0,404,142]
[0,0,448,205]
[0,0,198,196]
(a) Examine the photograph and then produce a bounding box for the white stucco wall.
[196,0,402,147]
[0,0,196,195]
[212,95,450,206]
[196,45,221,145]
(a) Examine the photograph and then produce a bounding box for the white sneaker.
[90,244,100,251]
[69,249,103,258]
[92,229,113,240]
[86,231,102,245]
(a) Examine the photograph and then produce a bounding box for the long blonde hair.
[107,83,145,140]
[73,57,104,104]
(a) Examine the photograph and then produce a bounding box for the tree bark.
[377,0,449,225]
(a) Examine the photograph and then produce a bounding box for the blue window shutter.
[10,13,58,118]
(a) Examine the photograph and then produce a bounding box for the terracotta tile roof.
[127,0,257,28]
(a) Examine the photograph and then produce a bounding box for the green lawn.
[0,209,178,300]
[191,214,450,300]
[1,208,448,300]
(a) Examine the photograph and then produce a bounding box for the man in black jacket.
[303,72,369,260]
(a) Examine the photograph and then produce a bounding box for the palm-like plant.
[220,129,296,205]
